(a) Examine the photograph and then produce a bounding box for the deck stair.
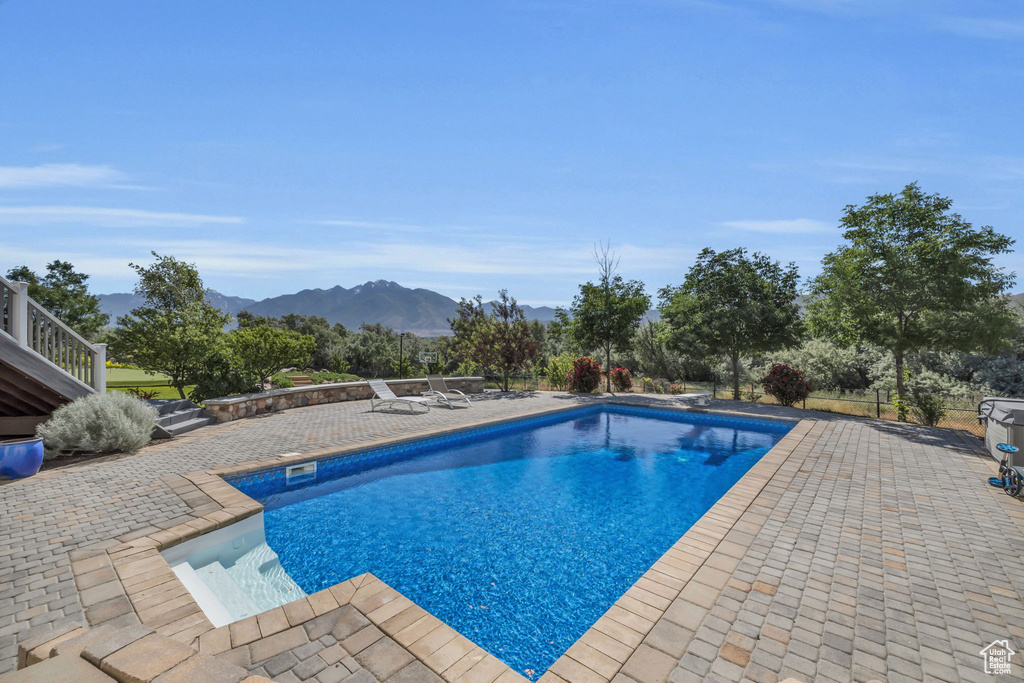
[148,399,217,438]
[0,274,106,437]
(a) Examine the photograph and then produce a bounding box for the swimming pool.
[227,404,792,678]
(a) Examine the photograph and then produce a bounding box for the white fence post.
[94,343,107,393]
[11,281,29,347]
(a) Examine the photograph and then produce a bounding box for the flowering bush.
[760,363,810,407]
[567,357,602,393]
[608,367,633,392]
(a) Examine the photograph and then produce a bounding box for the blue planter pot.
[0,437,45,480]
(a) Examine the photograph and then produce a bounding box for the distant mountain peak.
[98,280,560,337]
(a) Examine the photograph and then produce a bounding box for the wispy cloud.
[935,16,1024,40]
[128,238,600,277]
[2,236,690,284]
[0,164,135,189]
[308,219,427,232]
[29,143,66,153]
[820,154,1024,185]
[0,206,245,227]
[721,218,831,233]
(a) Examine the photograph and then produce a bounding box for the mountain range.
[98,280,559,337]
[97,284,1024,337]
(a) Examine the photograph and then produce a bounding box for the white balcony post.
[94,343,107,393]
[11,281,29,347]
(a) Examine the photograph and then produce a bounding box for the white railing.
[0,274,106,393]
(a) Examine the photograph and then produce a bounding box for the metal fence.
[650,381,985,436]
[488,374,986,436]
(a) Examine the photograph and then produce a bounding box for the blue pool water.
[229,405,791,679]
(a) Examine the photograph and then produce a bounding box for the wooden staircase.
[0,276,106,438]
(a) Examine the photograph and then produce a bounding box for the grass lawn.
[109,385,195,400]
[106,367,191,399]
[106,367,172,387]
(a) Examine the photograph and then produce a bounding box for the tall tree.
[6,261,109,339]
[566,244,651,392]
[660,248,803,400]
[225,325,315,385]
[807,183,1017,403]
[110,253,230,398]
[449,291,539,391]
[346,323,398,378]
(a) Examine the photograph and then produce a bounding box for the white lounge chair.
[367,379,431,413]
[422,374,472,409]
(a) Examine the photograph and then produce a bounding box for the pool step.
[193,543,307,622]
[193,561,261,621]
[224,543,307,613]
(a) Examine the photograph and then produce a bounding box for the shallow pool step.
[223,543,307,613]
[194,561,261,621]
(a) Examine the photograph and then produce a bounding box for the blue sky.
[1,0,1022,305]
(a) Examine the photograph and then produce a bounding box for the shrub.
[310,371,361,384]
[760,363,810,407]
[271,372,294,389]
[608,367,633,392]
[189,348,261,403]
[545,354,574,391]
[124,387,160,400]
[329,356,351,374]
[567,357,602,393]
[910,386,946,426]
[454,360,479,378]
[37,392,157,454]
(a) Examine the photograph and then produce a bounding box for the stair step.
[194,561,261,621]
[164,416,216,437]
[290,375,313,386]
[223,544,306,613]
[157,407,209,426]
[147,399,195,415]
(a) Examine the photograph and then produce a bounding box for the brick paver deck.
[2,392,1022,682]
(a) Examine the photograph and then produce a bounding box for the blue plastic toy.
[990,443,1023,496]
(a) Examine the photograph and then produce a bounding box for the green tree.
[346,323,398,378]
[235,312,349,371]
[225,325,315,385]
[566,245,651,392]
[450,291,540,391]
[7,261,110,339]
[110,253,230,399]
[807,183,1017,405]
[660,248,803,400]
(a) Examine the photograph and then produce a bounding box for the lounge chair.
[422,374,472,409]
[367,379,431,413]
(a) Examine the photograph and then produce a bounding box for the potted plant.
[0,437,44,480]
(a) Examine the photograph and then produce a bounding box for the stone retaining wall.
[202,377,484,423]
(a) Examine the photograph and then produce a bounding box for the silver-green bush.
[37,391,158,454]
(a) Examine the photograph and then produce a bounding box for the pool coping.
[66,401,821,683]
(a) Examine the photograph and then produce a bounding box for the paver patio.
[2,391,1023,682]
